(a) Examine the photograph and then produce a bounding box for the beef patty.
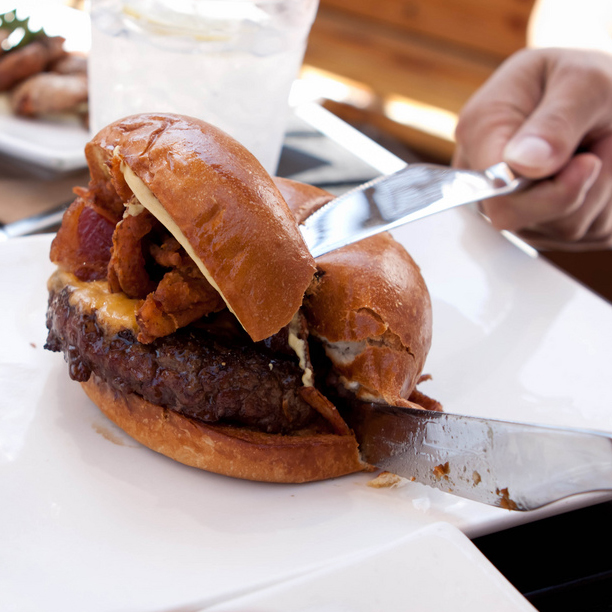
[45,288,325,434]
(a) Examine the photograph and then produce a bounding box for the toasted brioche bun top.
[273,176,335,223]
[86,113,316,342]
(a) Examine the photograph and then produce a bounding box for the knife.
[300,162,530,257]
[1,162,524,247]
[344,401,612,511]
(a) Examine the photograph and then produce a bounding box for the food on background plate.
[11,72,87,117]
[0,9,88,120]
[44,112,438,483]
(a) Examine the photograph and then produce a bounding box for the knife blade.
[299,162,530,258]
[1,162,523,249]
[344,402,612,511]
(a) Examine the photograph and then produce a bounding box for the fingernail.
[504,136,554,170]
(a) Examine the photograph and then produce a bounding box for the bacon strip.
[50,198,115,281]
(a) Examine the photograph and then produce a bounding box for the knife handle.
[484,162,532,194]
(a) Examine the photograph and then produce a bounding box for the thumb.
[503,135,557,179]
[503,73,602,179]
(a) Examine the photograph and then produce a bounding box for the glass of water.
[88,0,319,173]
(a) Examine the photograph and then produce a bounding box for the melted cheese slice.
[119,159,242,326]
[49,269,139,335]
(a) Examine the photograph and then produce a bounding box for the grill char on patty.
[45,288,327,434]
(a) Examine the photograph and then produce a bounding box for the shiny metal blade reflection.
[346,403,612,511]
[300,162,529,258]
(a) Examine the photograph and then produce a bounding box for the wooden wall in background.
[304,0,537,162]
[318,0,536,59]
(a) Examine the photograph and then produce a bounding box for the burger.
[45,113,437,483]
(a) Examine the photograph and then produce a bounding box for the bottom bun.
[82,375,368,483]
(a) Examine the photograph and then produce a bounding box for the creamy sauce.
[324,339,366,365]
[319,336,382,402]
[288,314,313,387]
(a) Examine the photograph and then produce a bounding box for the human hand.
[453,47,612,250]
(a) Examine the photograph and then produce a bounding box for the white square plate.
[205,522,536,612]
[2,208,611,611]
